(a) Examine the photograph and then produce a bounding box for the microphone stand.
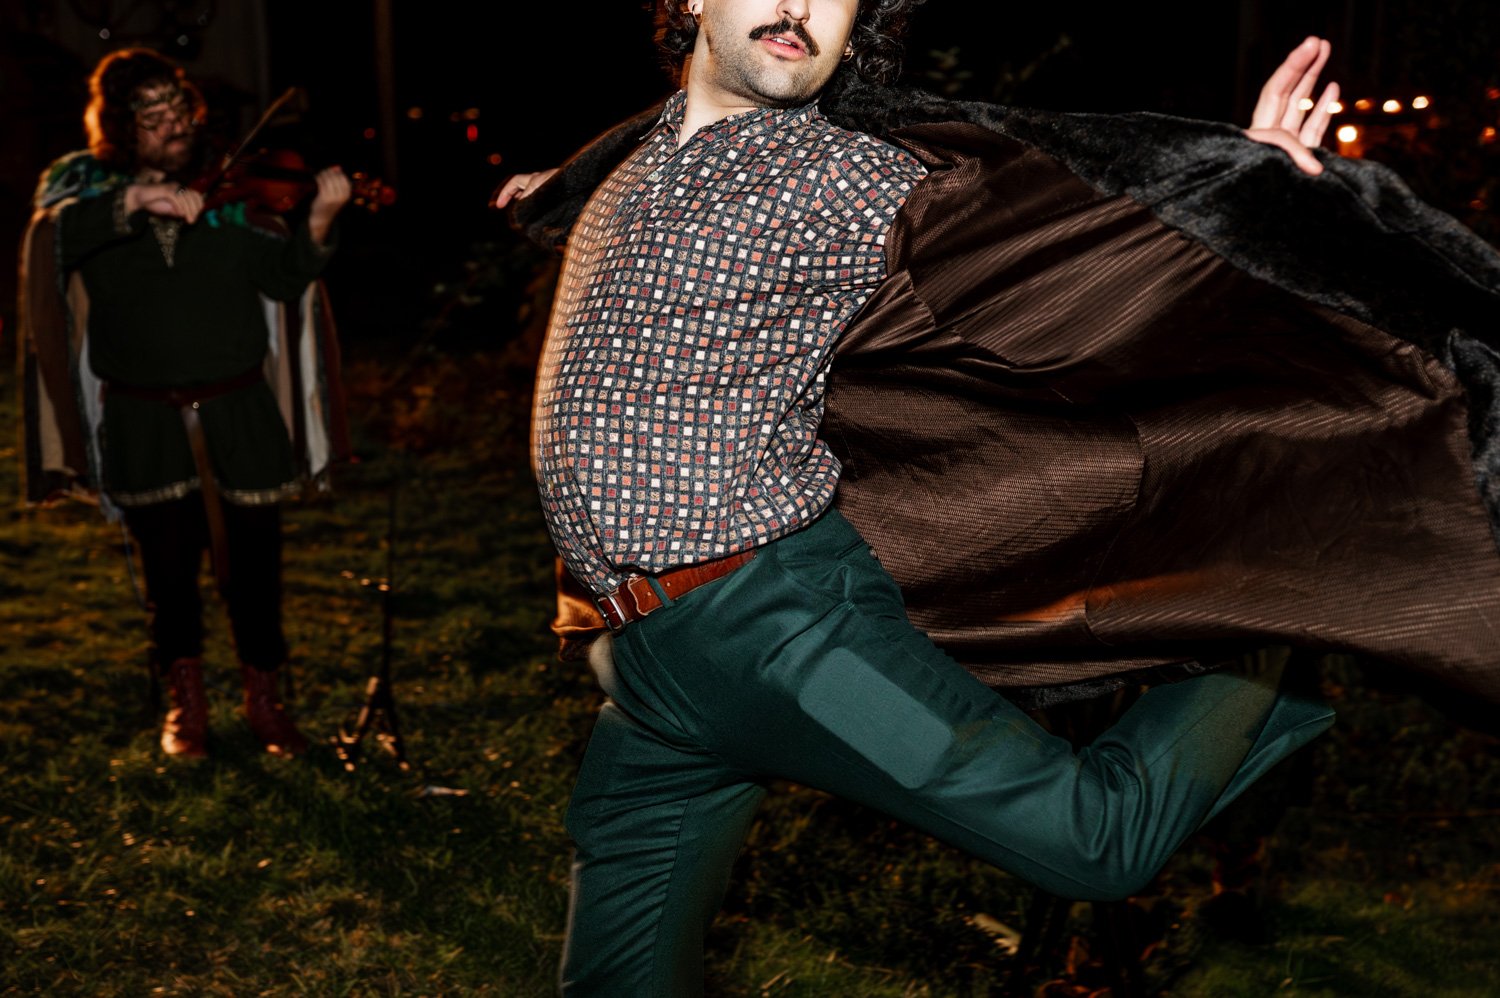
[332,483,410,771]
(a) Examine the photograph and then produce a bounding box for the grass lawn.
[2,338,1498,996]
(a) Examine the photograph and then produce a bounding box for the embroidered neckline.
[148,216,181,267]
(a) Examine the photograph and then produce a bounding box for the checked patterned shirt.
[534,90,926,594]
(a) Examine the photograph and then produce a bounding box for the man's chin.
[745,70,830,108]
[143,151,193,176]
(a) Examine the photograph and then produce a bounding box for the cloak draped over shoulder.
[16,151,352,513]
[514,81,1500,707]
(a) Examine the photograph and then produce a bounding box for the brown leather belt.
[106,365,265,406]
[596,550,756,631]
[108,366,265,596]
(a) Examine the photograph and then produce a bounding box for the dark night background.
[6,1,1500,353]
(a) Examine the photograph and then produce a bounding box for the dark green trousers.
[559,509,1333,996]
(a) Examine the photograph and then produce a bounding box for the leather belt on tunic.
[595,549,757,631]
[107,365,266,596]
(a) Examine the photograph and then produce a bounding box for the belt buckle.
[596,590,628,632]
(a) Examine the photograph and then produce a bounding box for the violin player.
[17,47,353,758]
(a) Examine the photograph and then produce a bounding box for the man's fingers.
[1245,128,1324,176]
[1249,87,1289,133]
[316,167,351,198]
[324,171,353,203]
[1250,35,1322,130]
[1299,81,1339,147]
[492,169,560,209]
[143,187,202,222]
[1278,38,1331,132]
[179,188,203,224]
[492,176,529,209]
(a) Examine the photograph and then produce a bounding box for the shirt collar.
[648,89,822,144]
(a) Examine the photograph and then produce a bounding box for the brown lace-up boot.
[240,663,309,757]
[161,657,209,758]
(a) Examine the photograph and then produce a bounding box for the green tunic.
[57,189,333,505]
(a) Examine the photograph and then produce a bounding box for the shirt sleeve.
[247,219,336,302]
[802,138,926,293]
[56,188,144,269]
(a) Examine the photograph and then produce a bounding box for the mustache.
[748,18,820,57]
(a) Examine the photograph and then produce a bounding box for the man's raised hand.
[1245,35,1340,176]
[308,166,353,246]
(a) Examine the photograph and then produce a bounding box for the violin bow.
[194,85,301,195]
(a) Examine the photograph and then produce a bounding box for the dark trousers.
[124,494,287,670]
[559,509,1334,996]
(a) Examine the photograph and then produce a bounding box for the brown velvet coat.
[517,83,1500,708]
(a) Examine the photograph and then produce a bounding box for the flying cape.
[514,79,1500,708]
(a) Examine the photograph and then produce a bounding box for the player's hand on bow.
[126,182,204,224]
[1245,35,1339,176]
[492,169,559,209]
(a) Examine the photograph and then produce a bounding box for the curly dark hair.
[651,0,926,87]
[84,47,203,171]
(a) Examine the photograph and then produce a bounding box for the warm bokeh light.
[406,106,424,120]
[1483,126,1498,144]
[1382,99,1403,113]
[1354,98,1373,111]
[1412,96,1431,109]
[1328,100,1344,114]
[1336,125,1360,144]
[1298,97,1315,111]
[464,108,481,120]
[362,126,376,140]
[487,153,503,166]
[465,124,479,142]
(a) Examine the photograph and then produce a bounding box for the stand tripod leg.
[333,674,410,771]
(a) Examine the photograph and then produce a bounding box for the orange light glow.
[465,124,479,142]
[1354,98,1373,111]
[487,153,503,166]
[362,127,376,140]
[1382,99,1403,113]
[1328,100,1344,114]
[1412,96,1431,109]
[406,106,423,120]
[1336,125,1360,144]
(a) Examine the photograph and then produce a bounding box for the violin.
[189,146,396,215]
[184,88,395,216]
